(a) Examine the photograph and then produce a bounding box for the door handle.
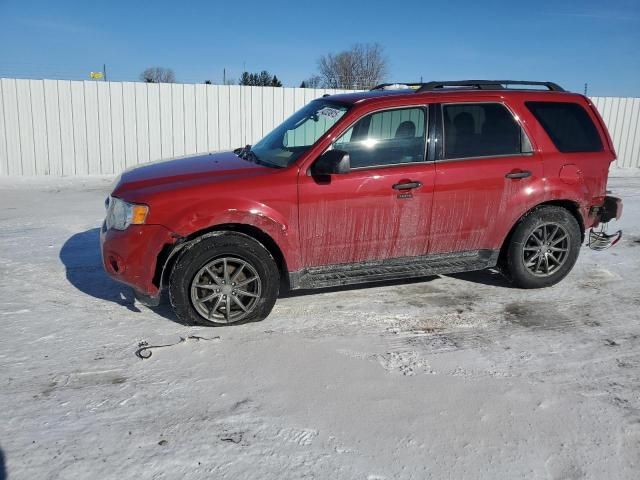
[392,181,422,190]
[505,170,532,179]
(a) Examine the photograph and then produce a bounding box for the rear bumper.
[588,227,622,250]
[599,196,623,223]
[587,195,623,251]
[100,223,177,298]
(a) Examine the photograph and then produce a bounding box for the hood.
[112,151,272,197]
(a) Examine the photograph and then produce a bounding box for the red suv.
[101,80,623,325]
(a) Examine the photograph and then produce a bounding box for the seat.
[451,112,476,157]
[395,121,416,138]
[391,120,424,162]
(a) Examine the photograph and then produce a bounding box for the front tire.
[169,232,280,326]
[503,206,581,289]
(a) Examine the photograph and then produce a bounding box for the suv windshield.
[248,100,349,167]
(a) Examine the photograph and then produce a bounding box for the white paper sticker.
[316,107,343,120]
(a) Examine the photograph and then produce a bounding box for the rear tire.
[503,206,581,289]
[169,232,280,326]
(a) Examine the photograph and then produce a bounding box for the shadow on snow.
[59,227,511,324]
[59,228,181,324]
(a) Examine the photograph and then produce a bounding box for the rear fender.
[543,171,594,229]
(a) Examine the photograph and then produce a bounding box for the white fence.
[590,97,640,169]
[0,78,638,175]
[0,79,355,176]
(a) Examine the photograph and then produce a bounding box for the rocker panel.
[288,249,499,290]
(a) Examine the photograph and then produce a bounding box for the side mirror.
[311,149,350,176]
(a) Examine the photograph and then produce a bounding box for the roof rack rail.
[418,80,565,92]
[369,83,425,91]
[370,80,565,93]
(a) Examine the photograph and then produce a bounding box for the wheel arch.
[154,223,289,291]
[498,199,585,266]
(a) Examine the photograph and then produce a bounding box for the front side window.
[526,101,603,153]
[250,100,349,167]
[443,103,530,159]
[333,107,427,168]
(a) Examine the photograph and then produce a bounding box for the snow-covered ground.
[0,175,639,480]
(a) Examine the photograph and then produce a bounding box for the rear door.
[428,101,543,254]
[298,106,436,267]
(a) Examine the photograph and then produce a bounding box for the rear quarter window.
[525,101,603,153]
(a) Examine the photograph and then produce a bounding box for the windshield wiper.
[239,146,282,168]
[235,144,283,168]
[235,144,252,159]
[244,149,261,164]
[235,145,260,164]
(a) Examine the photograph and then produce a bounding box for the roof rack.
[370,80,565,93]
[369,83,425,91]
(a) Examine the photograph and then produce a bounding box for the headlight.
[105,196,149,230]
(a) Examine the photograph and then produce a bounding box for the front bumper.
[100,223,177,298]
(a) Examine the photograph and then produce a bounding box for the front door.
[428,102,543,254]
[298,106,435,268]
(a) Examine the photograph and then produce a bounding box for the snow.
[1,175,639,479]
[610,166,640,178]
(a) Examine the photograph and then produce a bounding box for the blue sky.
[1,0,639,96]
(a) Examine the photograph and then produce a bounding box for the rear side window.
[526,101,603,153]
[443,103,530,159]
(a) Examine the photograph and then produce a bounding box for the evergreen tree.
[271,75,282,87]
[239,70,283,87]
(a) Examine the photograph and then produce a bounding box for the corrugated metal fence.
[591,97,640,169]
[0,78,638,175]
[0,79,355,176]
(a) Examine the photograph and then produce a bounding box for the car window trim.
[438,101,535,162]
[349,160,432,172]
[428,102,442,162]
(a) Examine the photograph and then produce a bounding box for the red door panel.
[298,163,435,267]
[428,156,543,254]
[429,102,545,254]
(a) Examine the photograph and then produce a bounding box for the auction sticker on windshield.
[317,107,345,120]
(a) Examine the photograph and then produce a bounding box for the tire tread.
[169,232,279,326]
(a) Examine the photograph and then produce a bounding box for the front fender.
[166,198,300,271]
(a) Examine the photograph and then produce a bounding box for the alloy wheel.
[522,223,570,277]
[190,257,262,323]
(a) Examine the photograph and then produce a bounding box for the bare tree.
[317,43,387,89]
[300,75,322,88]
[140,67,176,83]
